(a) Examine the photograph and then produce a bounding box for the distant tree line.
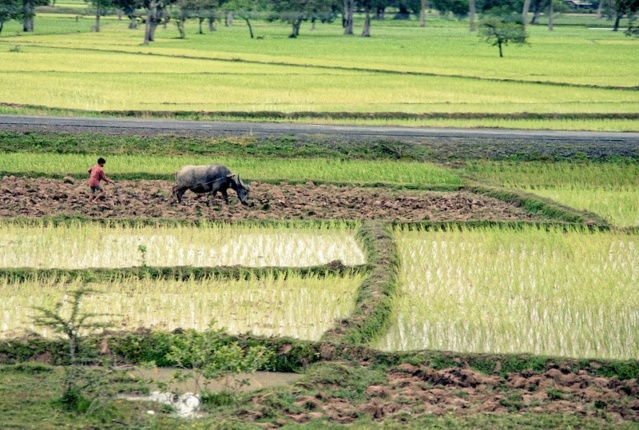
[0,0,637,41]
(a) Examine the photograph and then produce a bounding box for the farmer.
[87,157,113,202]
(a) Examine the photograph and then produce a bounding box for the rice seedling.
[0,221,366,269]
[465,161,639,189]
[0,152,461,185]
[0,271,364,340]
[530,188,639,227]
[375,225,639,360]
[465,161,639,226]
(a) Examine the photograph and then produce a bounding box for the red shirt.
[88,165,110,187]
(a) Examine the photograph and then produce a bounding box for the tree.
[431,0,468,18]
[611,0,639,31]
[172,0,219,36]
[373,0,385,19]
[21,0,48,32]
[528,0,546,24]
[343,0,354,34]
[143,0,176,44]
[521,0,530,27]
[171,0,202,38]
[469,0,476,30]
[31,287,114,411]
[112,0,142,28]
[359,0,373,35]
[196,0,218,33]
[269,0,336,38]
[529,0,566,29]
[393,0,420,18]
[0,0,20,33]
[223,0,264,38]
[479,16,528,57]
[85,0,114,32]
[479,0,525,15]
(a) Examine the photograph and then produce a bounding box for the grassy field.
[0,13,637,130]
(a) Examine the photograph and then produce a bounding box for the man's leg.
[90,185,104,202]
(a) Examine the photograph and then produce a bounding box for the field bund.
[376,226,639,360]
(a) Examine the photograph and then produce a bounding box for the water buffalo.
[172,164,249,205]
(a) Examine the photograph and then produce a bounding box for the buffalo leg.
[208,191,217,207]
[221,189,230,204]
[174,187,187,204]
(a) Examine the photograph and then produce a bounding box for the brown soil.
[252,364,639,427]
[0,177,538,222]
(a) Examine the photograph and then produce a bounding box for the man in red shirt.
[88,157,113,202]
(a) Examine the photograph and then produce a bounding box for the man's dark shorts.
[91,185,104,194]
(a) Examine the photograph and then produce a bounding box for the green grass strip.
[321,220,400,345]
[0,263,368,284]
[5,103,639,121]
[3,332,639,380]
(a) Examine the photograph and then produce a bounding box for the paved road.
[1,114,637,143]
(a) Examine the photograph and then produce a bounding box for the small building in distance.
[564,0,594,9]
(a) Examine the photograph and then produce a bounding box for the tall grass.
[375,226,639,359]
[0,153,462,185]
[0,272,363,340]
[0,222,366,268]
[466,161,639,226]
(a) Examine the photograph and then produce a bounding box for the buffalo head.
[229,173,250,205]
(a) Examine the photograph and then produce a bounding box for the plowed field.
[0,176,537,222]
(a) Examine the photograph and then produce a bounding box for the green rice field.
[0,272,363,340]
[376,225,639,360]
[466,161,639,226]
[0,222,366,268]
